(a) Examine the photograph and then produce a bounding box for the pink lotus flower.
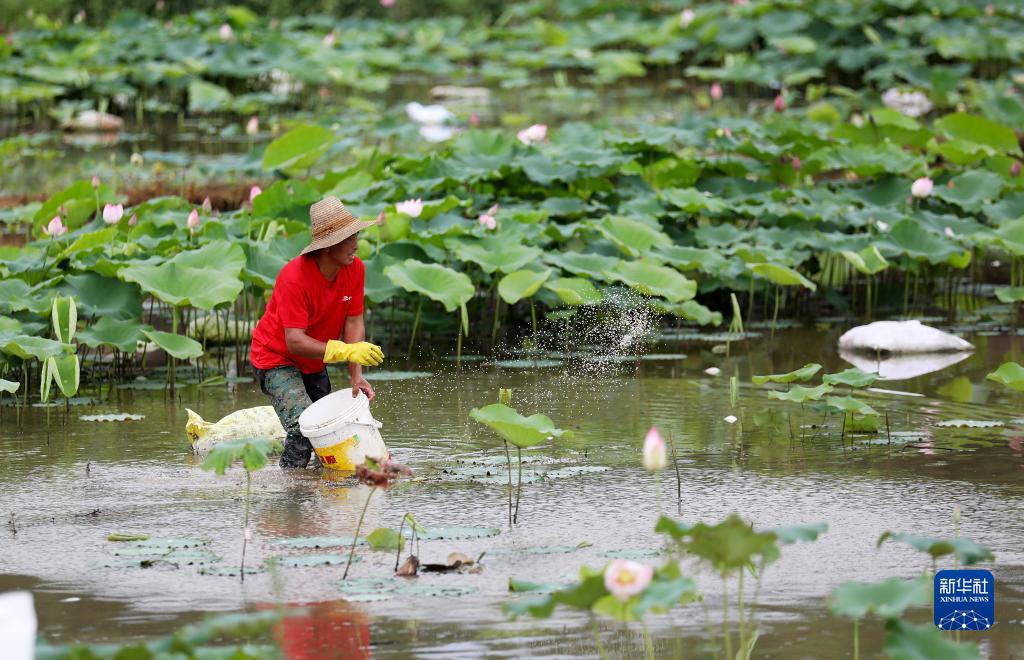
[247,186,261,203]
[380,0,395,6]
[91,175,100,189]
[791,156,802,171]
[245,116,259,135]
[680,8,695,27]
[911,177,933,198]
[710,83,723,101]
[128,214,138,227]
[218,23,234,41]
[469,112,480,127]
[323,31,336,47]
[1012,160,1022,178]
[376,210,387,226]
[517,124,547,145]
[642,426,666,472]
[478,214,496,230]
[102,203,123,225]
[201,196,212,213]
[187,208,200,232]
[773,94,786,112]
[395,198,424,218]
[604,560,653,602]
[44,216,67,237]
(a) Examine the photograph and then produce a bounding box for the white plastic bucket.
[298,389,388,471]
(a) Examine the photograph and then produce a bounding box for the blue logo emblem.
[934,569,994,631]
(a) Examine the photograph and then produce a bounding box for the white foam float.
[838,320,974,354]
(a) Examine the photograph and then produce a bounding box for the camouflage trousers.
[254,366,332,468]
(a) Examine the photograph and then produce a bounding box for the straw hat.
[300,196,375,256]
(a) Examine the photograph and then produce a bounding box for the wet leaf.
[542,466,610,480]
[823,368,879,388]
[769,383,832,403]
[658,514,779,575]
[470,403,573,448]
[751,363,821,385]
[107,533,150,542]
[498,269,552,304]
[601,549,661,559]
[201,438,282,475]
[608,260,697,303]
[489,546,579,556]
[825,396,879,416]
[365,528,404,552]
[509,578,570,594]
[394,584,478,598]
[934,419,1003,428]
[402,526,500,540]
[268,554,359,568]
[272,536,365,549]
[828,576,931,620]
[877,532,994,565]
[883,619,980,660]
[123,538,209,551]
[986,362,1024,391]
[80,413,145,422]
[199,565,263,577]
[750,263,816,290]
[772,522,827,545]
[338,578,394,595]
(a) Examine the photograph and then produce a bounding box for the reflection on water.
[840,348,975,380]
[2,326,1023,654]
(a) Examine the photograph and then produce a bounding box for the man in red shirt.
[250,196,385,468]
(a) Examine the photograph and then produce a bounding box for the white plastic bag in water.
[185,407,285,456]
[0,592,36,660]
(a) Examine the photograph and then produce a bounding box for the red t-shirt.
[250,255,365,374]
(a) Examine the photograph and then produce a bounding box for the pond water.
[2,324,1023,657]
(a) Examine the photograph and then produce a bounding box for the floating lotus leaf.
[384,259,474,312]
[986,362,1024,391]
[120,538,209,551]
[823,368,879,388]
[80,413,144,422]
[773,522,828,544]
[394,585,478,598]
[934,419,1003,428]
[826,396,879,416]
[544,277,602,306]
[470,404,572,448]
[543,466,609,480]
[498,269,551,304]
[401,526,500,540]
[262,123,336,171]
[491,359,564,369]
[752,363,821,385]
[107,533,150,542]
[200,566,264,577]
[364,371,432,381]
[768,383,833,403]
[750,263,816,290]
[609,260,696,303]
[272,536,365,549]
[268,554,358,568]
[877,531,994,565]
[601,549,661,559]
[828,576,931,620]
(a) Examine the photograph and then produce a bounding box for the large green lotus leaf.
[986,362,1024,391]
[384,259,474,312]
[32,180,115,227]
[58,227,118,261]
[934,113,1021,155]
[47,353,80,398]
[363,256,400,305]
[241,244,288,290]
[994,218,1024,256]
[768,383,832,403]
[142,328,203,359]
[188,79,232,113]
[995,287,1024,303]
[768,35,816,54]
[652,246,729,274]
[807,143,924,177]
[51,296,76,344]
[877,532,993,565]
[445,237,541,274]
[656,300,723,326]
[498,269,551,304]
[596,216,672,257]
[470,404,572,448]
[0,279,33,313]
[823,368,879,388]
[772,522,828,545]
[120,263,244,310]
[750,263,817,290]
[544,252,620,280]
[752,363,821,385]
[251,180,322,221]
[825,396,879,416]
[840,245,888,275]
[172,241,246,275]
[660,188,728,214]
[0,335,71,361]
[519,153,578,185]
[60,273,142,320]
[828,577,931,620]
[882,220,956,264]
[544,277,602,306]
[931,171,1004,212]
[78,317,149,353]
[609,260,696,303]
[883,620,980,660]
[262,124,336,172]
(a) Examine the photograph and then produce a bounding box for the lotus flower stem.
[491,296,501,349]
[240,470,251,582]
[530,300,538,342]
[504,440,513,527]
[395,514,406,572]
[456,319,463,363]
[590,616,609,660]
[641,620,654,660]
[668,431,681,515]
[737,569,745,653]
[407,299,422,359]
[513,446,523,525]
[343,486,375,580]
[722,576,732,659]
[853,619,859,660]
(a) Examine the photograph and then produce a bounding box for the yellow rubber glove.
[323,340,385,366]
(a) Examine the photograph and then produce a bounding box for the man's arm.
[344,314,367,382]
[284,328,328,359]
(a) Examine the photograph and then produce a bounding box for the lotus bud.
[395,198,424,218]
[947,179,955,189]
[91,175,100,189]
[218,23,234,41]
[129,152,144,166]
[376,210,387,226]
[724,415,738,424]
[710,82,723,101]
[498,388,512,406]
[478,213,496,229]
[74,10,86,23]
[876,220,890,232]
[44,216,68,237]
[604,560,653,602]
[249,185,262,202]
[642,426,666,472]
[245,116,259,136]
[187,208,200,232]
[516,124,547,145]
[704,366,721,376]
[791,156,802,171]
[911,177,933,198]
[201,196,212,213]
[380,0,396,6]
[945,227,956,238]
[773,94,786,112]
[102,203,123,225]
[1010,160,1021,177]
[679,8,695,27]
[469,112,480,127]
[323,31,336,47]
[128,214,138,227]
[487,204,500,216]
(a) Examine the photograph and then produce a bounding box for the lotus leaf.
[986,362,1024,391]
[826,396,879,416]
[750,263,816,290]
[268,554,357,568]
[934,113,1020,156]
[498,269,551,305]
[751,363,821,385]
[80,413,145,422]
[609,260,696,303]
[400,526,500,540]
[470,403,572,448]
[934,419,1003,428]
[201,438,283,475]
[492,359,564,369]
[120,262,244,311]
[931,171,1004,212]
[823,368,879,388]
[883,620,980,660]
[394,585,477,598]
[50,295,77,345]
[384,259,474,312]
[994,219,1024,256]
[142,329,203,359]
[46,354,80,399]
[656,513,780,575]
[661,188,728,214]
[877,531,994,565]
[60,273,142,320]
[364,528,404,551]
[445,237,541,274]
[271,536,364,549]
[596,216,671,257]
[828,576,931,620]
[840,245,888,275]
[262,124,336,171]
[769,384,833,403]
[173,241,246,275]
[544,252,620,280]
[544,277,602,306]
[994,287,1024,303]
[0,335,71,361]
[773,522,828,545]
[0,379,19,394]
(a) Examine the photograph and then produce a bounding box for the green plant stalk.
[240,470,251,582]
[668,431,681,516]
[771,287,780,338]
[395,513,407,571]
[722,576,733,659]
[491,296,501,349]
[456,316,463,362]
[738,569,745,654]
[530,299,538,343]
[504,440,513,528]
[591,616,610,660]
[407,299,422,360]
[641,620,655,660]
[853,619,859,660]
[513,446,523,524]
[343,487,375,580]
[169,305,180,392]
